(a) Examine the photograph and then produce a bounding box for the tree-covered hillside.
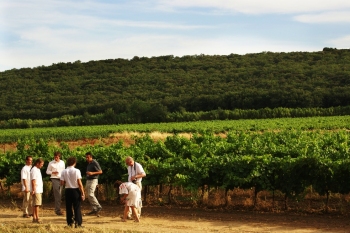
[1,47,350,121]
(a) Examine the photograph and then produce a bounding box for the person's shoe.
[22,214,30,218]
[86,210,97,215]
[56,212,64,216]
[96,206,102,213]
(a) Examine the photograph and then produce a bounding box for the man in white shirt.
[46,151,65,215]
[125,156,146,219]
[60,156,85,228]
[31,158,44,223]
[21,156,33,218]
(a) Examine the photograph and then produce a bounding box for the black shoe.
[56,212,64,216]
[65,224,73,228]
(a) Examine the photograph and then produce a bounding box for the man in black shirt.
[85,152,103,215]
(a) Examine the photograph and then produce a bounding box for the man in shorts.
[31,158,44,223]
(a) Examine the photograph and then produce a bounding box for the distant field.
[1,115,350,144]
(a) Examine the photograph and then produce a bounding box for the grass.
[0,222,142,233]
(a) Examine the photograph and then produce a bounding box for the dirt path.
[1,201,349,233]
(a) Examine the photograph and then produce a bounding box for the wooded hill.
[1,47,350,123]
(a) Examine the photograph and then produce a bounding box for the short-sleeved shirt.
[119,182,142,208]
[127,162,146,183]
[60,166,82,188]
[30,166,43,194]
[21,165,32,191]
[86,159,102,180]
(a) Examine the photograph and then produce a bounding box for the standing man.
[85,152,103,215]
[21,155,33,218]
[125,156,146,219]
[60,157,85,228]
[31,158,44,223]
[46,151,65,215]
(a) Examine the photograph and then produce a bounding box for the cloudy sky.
[0,0,349,71]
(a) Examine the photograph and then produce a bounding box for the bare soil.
[1,198,350,233]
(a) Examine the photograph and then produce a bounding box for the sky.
[0,0,350,72]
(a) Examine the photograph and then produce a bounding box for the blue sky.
[1,0,349,71]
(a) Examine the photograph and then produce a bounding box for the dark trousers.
[65,188,82,226]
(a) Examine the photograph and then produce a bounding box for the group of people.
[20,152,146,228]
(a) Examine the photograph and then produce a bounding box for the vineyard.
[2,116,350,213]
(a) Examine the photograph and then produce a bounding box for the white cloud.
[329,35,350,47]
[294,11,350,23]
[156,0,350,14]
[0,34,320,71]
[0,0,349,71]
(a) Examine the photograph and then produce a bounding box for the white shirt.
[30,166,43,193]
[127,162,146,183]
[21,165,32,191]
[46,159,65,179]
[60,166,82,189]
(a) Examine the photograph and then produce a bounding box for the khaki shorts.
[32,193,42,206]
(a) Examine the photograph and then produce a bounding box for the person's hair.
[66,157,77,166]
[114,180,122,189]
[85,152,93,157]
[125,156,133,162]
[54,151,61,157]
[25,155,32,161]
[34,158,44,166]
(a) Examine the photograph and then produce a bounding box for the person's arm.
[77,178,85,201]
[46,162,52,175]
[22,178,29,192]
[31,179,36,195]
[131,163,146,181]
[86,161,103,176]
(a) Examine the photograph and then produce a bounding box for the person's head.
[25,156,33,166]
[85,152,93,163]
[34,158,44,168]
[66,157,77,167]
[125,156,134,167]
[113,180,122,190]
[54,151,61,162]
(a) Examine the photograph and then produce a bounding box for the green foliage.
[1,115,350,143]
[1,49,350,124]
[3,128,350,201]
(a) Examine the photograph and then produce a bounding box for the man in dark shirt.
[85,152,103,215]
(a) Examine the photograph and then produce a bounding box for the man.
[125,156,146,219]
[46,151,65,215]
[60,157,85,228]
[31,158,44,223]
[21,156,33,218]
[85,152,103,215]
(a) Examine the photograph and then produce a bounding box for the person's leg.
[129,183,142,218]
[32,193,39,221]
[122,205,129,222]
[131,206,140,222]
[32,205,39,221]
[86,179,101,211]
[51,179,62,214]
[65,189,74,226]
[73,189,83,226]
[22,191,31,216]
